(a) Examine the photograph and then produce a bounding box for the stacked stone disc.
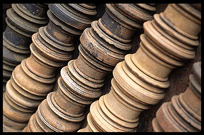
[3,4,97,132]
[3,4,48,92]
[152,61,201,132]
[78,4,201,132]
[22,4,156,132]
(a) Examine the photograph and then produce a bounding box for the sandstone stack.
[3,4,97,132]
[78,4,201,132]
[152,62,201,132]
[23,4,156,132]
[3,4,48,91]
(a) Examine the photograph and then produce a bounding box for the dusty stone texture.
[71,4,106,60]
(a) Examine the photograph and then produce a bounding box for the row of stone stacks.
[3,4,97,132]
[22,4,156,132]
[152,61,201,132]
[78,4,201,132]
[3,4,49,92]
